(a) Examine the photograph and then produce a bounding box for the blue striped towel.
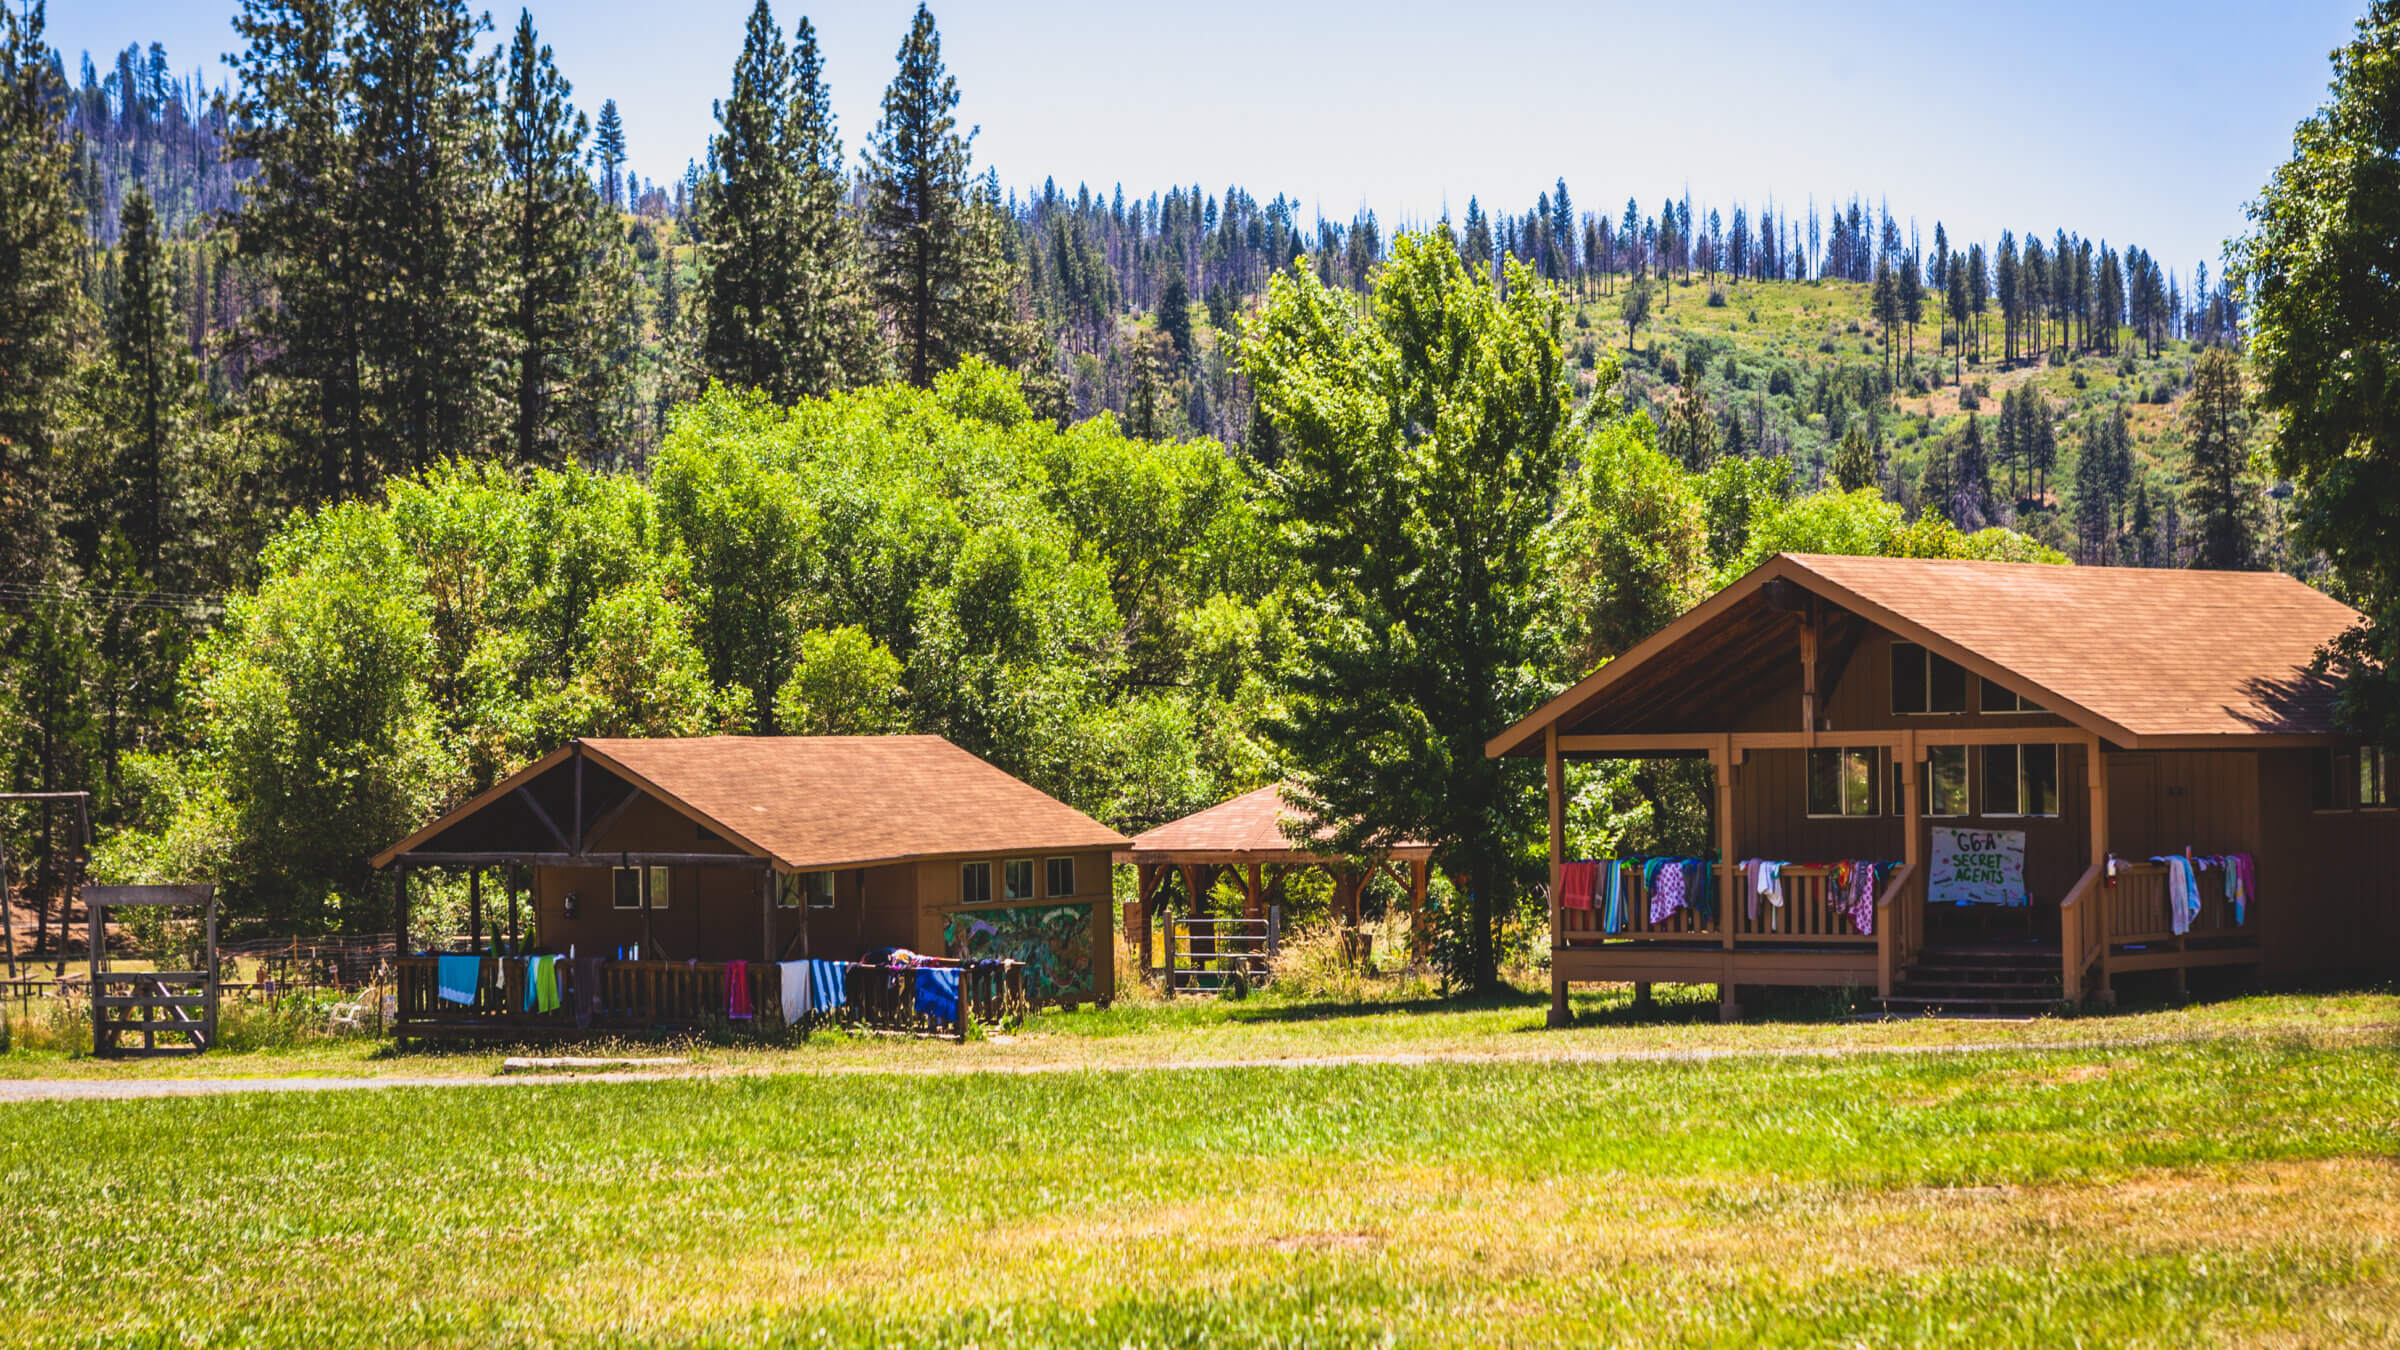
[436,954,481,1006]
[809,960,849,1010]
[915,967,960,1024]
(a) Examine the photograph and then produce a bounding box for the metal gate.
[88,885,218,1057]
[1162,909,1279,996]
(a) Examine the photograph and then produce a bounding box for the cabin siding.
[2255,749,2400,979]
[1730,628,2082,737]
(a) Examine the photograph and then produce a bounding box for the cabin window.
[1807,747,1880,817]
[1891,642,1968,714]
[961,862,993,904]
[1004,859,1036,900]
[612,865,669,910]
[1046,856,1076,897]
[2311,748,2342,810]
[1982,744,2060,818]
[2364,747,2392,809]
[778,870,835,909]
[1980,677,2041,714]
[1926,744,1970,817]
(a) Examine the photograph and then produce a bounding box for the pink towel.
[726,960,753,1020]
[1559,861,1598,910]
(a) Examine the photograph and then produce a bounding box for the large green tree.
[2182,346,2258,570]
[497,9,603,471]
[2235,0,2400,745]
[0,0,89,582]
[1244,233,1570,994]
[862,4,1020,386]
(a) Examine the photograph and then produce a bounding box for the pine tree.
[1950,412,1991,528]
[498,10,600,469]
[2184,346,2256,569]
[862,4,1020,386]
[0,0,89,581]
[1871,257,1898,387]
[104,185,196,574]
[1917,437,1955,522]
[349,0,502,479]
[1833,425,1874,492]
[593,96,624,210]
[701,0,796,395]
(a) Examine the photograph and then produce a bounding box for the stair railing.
[1873,861,1922,999]
[2057,861,2107,1007]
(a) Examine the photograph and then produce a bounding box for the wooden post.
[2086,735,2110,870]
[1408,861,1429,965]
[468,869,483,954]
[395,866,410,954]
[1713,736,1740,1021]
[203,889,219,1050]
[1163,913,1177,997]
[640,861,654,959]
[760,867,775,966]
[87,892,103,1056]
[0,844,15,981]
[1799,601,1819,747]
[1244,863,1263,921]
[1887,736,1921,999]
[1546,722,1567,1028]
[508,869,521,952]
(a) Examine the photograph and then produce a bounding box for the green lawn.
[1,995,2395,1346]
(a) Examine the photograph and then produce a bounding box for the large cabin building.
[1487,554,2398,1020]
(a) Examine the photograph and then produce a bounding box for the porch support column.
[1886,732,1921,998]
[468,869,483,954]
[1546,722,1567,1027]
[1713,735,1741,1022]
[394,865,410,954]
[1799,600,1819,746]
[1408,861,1429,965]
[760,866,775,965]
[2086,735,2114,1006]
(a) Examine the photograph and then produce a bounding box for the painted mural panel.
[943,903,1096,1002]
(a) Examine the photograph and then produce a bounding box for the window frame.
[1980,744,2061,819]
[1925,743,1971,818]
[1003,858,1036,901]
[1979,676,2042,715]
[2311,747,2345,812]
[611,865,670,910]
[1806,746,1882,818]
[960,861,993,905]
[2363,746,2392,810]
[778,870,836,909]
[1045,856,1077,898]
[1890,642,1969,715]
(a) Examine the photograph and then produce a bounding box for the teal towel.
[436,954,480,1006]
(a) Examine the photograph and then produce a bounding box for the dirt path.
[0,1025,2383,1103]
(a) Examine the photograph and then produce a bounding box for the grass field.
[1,987,2394,1347]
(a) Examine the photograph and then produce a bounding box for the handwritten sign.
[1930,827,2027,907]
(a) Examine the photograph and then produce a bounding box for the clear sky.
[52,0,2365,278]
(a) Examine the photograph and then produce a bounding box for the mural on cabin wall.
[943,903,1096,1002]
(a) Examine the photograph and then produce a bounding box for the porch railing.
[392,956,1025,1038]
[2058,862,2107,1003]
[2100,861,2252,946]
[1560,863,1892,948]
[1730,865,1881,944]
[1558,864,1722,944]
[1873,862,1924,998]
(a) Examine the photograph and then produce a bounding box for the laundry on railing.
[1644,857,1715,925]
[1737,859,1785,922]
[725,959,753,1020]
[915,965,961,1024]
[1557,861,1600,910]
[1828,859,1895,935]
[521,954,560,1014]
[436,953,481,1006]
[807,959,850,1012]
[2149,850,2255,934]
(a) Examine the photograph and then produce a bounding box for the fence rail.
[1162,911,1279,996]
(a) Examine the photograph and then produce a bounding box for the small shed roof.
[374,735,1127,871]
[1489,553,2365,756]
[1120,784,1432,863]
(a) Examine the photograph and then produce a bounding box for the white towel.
[779,960,810,1022]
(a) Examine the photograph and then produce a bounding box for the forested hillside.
[0,0,2314,960]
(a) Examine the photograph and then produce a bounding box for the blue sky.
[54,0,2364,278]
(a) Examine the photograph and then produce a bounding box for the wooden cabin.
[371,735,1127,1036]
[1487,553,2399,1020]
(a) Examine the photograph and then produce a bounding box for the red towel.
[1559,861,1598,910]
[726,959,753,1020]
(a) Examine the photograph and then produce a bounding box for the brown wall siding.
[1734,628,2081,736]
[2254,749,2400,979]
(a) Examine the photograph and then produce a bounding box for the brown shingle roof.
[584,736,1127,869]
[1786,553,2358,741]
[1122,784,1431,861]
[1489,553,2364,755]
[377,735,1126,870]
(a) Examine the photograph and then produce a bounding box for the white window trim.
[612,865,669,910]
[1979,676,2045,716]
[1891,642,1970,717]
[1924,744,1971,819]
[1003,858,1037,902]
[2364,747,2394,811]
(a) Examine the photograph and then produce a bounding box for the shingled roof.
[375,735,1127,870]
[1122,784,1432,861]
[1489,553,2365,756]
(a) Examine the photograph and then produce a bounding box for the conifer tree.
[1950,412,1992,529]
[2183,346,2256,569]
[104,185,196,575]
[701,0,798,396]
[1833,425,1874,492]
[863,4,1019,386]
[498,10,603,469]
[0,0,88,580]
[593,97,624,209]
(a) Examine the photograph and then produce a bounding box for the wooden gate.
[1162,909,1279,996]
[88,885,218,1058]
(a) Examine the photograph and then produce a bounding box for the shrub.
[1705,286,1726,308]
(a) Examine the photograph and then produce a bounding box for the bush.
[1706,286,1726,308]
[1817,338,1836,354]
[1660,356,1681,386]
[1959,385,1980,410]
[1768,367,1796,397]
[2071,368,2088,390]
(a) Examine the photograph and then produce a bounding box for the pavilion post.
[1887,734,1921,999]
[468,869,483,954]
[394,866,410,955]
[1713,736,1740,1022]
[760,867,775,966]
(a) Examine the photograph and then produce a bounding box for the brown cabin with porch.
[1487,553,2399,1020]
[371,735,1127,1037]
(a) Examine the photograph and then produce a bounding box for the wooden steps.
[1882,943,2063,1016]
